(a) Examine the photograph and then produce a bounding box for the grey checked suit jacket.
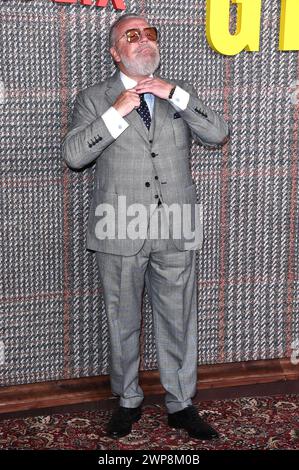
[62,71,229,256]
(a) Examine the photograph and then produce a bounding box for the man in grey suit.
[63,13,229,440]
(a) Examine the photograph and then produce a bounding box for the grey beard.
[121,50,160,76]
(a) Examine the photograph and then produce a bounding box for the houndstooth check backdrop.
[0,0,298,386]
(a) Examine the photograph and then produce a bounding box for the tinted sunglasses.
[116,27,158,44]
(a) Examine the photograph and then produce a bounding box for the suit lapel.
[151,94,170,142]
[105,71,149,144]
[105,72,124,104]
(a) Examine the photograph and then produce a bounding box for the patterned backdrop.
[0,0,298,386]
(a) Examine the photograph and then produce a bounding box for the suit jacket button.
[151,152,157,158]
[154,194,159,198]
[145,182,150,187]
[155,176,159,180]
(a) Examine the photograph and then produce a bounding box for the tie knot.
[139,93,145,102]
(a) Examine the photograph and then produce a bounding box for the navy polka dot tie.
[136,93,151,130]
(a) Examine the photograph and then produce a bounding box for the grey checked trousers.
[96,204,198,413]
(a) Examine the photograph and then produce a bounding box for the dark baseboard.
[0,358,298,415]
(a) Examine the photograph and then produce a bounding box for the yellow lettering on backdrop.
[279,0,299,51]
[206,0,262,56]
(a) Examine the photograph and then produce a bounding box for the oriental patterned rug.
[0,394,299,450]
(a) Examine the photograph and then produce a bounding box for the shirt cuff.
[169,85,190,110]
[102,106,129,139]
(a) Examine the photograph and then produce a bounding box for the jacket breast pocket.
[172,119,190,148]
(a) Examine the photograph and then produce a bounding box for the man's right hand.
[112,89,140,117]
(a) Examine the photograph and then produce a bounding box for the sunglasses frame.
[116,26,158,44]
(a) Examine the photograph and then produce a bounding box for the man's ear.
[110,46,121,64]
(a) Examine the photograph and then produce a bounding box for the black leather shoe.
[106,406,142,438]
[168,405,219,440]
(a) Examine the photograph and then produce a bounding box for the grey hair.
[109,13,148,48]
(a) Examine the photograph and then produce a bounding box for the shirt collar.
[119,70,153,90]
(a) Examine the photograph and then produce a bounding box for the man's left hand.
[134,78,173,100]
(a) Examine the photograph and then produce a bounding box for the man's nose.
[139,31,150,42]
